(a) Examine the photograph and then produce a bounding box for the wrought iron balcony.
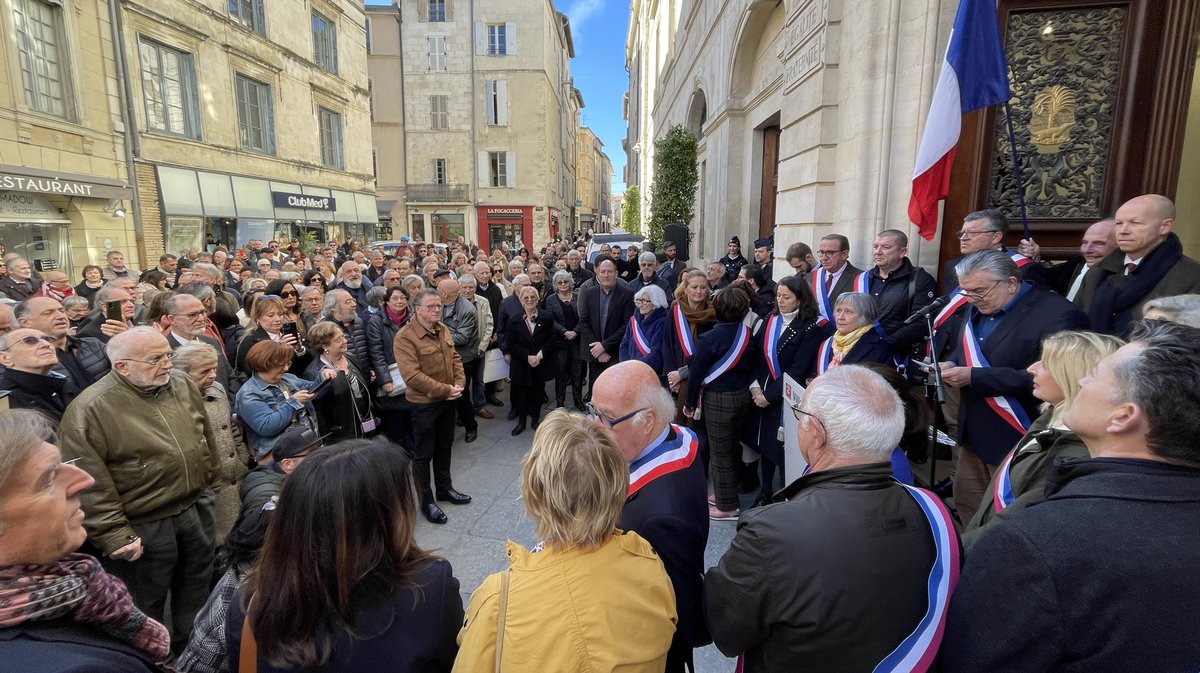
[406,183,470,202]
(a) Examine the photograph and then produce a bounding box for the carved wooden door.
[760,126,781,240]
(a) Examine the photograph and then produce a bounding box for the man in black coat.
[1018,218,1115,301]
[576,258,634,396]
[472,261,505,406]
[940,208,1046,293]
[707,365,959,672]
[864,229,938,345]
[594,361,709,673]
[937,250,1089,523]
[941,320,1200,672]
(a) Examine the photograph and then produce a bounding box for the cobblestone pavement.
[413,384,741,673]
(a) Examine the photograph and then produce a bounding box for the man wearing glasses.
[162,293,235,400]
[592,361,709,673]
[940,208,1046,294]
[809,234,863,321]
[934,250,1087,522]
[59,326,221,655]
[0,328,80,422]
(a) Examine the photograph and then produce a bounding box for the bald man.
[593,362,709,672]
[1019,219,1116,302]
[1075,194,1200,334]
[59,327,219,652]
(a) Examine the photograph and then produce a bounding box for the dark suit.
[808,262,864,314]
[1044,257,1087,298]
[168,332,237,402]
[950,285,1089,465]
[576,281,635,391]
[617,426,710,672]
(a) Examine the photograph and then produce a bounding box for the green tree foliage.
[648,125,698,247]
[622,185,641,235]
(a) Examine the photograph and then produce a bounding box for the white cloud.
[565,0,604,33]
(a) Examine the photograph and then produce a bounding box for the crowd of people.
[2,191,1200,673]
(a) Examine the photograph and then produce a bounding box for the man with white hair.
[59,327,219,653]
[334,260,372,310]
[706,365,960,672]
[629,251,672,296]
[593,361,709,673]
[0,257,41,301]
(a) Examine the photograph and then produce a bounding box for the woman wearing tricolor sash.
[619,285,669,373]
[684,287,759,521]
[662,270,718,420]
[812,293,899,378]
[963,330,1122,550]
[743,275,832,505]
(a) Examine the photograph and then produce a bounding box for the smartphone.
[106,300,123,321]
[310,376,334,395]
[280,321,299,339]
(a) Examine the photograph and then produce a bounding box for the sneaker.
[708,506,740,521]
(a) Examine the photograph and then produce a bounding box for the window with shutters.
[137,38,200,139]
[489,152,507,187]
[234,74,275,154]
[428,0,445,22]
[312,12,338,74]
[485,80,507,126]
[228,0,265,35]
[487,23,506,55]
[434,158,447,184]
[428,35,446,71]
[318,107,344,169]
[430,95,448,129]
[12,0,74,119]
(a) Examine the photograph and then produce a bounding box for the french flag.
[908,0,1011,240]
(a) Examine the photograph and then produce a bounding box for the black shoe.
[465,428,478,443]
[422,502,447,524]
[511,422,526,436]
[436,488,472,505]
[487,396,504,407]
[752,492,771,508]
[506,408,518,421]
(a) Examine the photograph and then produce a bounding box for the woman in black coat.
[236,295,313,377]
[744,276,834,504]
[303,321,375,442]
[365,286,413,450]
[505,285,557,436]
[812,292,898,378]
[543,270,584,410]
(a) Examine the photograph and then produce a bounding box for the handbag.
[384,363,406,396]
[239,608,258,673]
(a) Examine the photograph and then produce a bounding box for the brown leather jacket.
[393,320,465,404]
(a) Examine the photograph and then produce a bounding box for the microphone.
[903,295,951,325]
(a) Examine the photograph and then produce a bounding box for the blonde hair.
[520,410,627,550]
[1040,330,1124,425]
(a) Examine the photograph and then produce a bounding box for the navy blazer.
[618,427,710,649]
[950,286,1089,464]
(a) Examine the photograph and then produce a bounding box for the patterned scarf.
[0,553,170,662]
[831,324,873,365]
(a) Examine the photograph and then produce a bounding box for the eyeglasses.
[957,279,1005,301]
[816,249,846,257]
[586,402,647,428]
[173,310,207,320]
[2,334,56,350]
[634,297,653,304]
[790,404,821,424]
[120,352,176,366]
[956,229,998,240]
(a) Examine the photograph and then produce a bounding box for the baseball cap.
[272,426,324,460]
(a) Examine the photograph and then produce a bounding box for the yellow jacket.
[454,531,677,673]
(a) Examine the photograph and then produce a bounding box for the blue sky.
[560,0,629,197]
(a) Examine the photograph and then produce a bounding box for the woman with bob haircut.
[619,284,670,371]
[235,295,312,377]
[227,438,463,672]
[454,410,677,672]
[234,340,332,462]
[811,292,897,377]
[963,330,1124,550]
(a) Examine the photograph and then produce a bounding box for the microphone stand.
[923,311,947,488]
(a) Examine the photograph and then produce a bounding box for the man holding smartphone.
[76,285,137,342]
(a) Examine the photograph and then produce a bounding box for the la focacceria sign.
[272,191,336,211]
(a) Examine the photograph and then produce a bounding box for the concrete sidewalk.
[413,386,741,673]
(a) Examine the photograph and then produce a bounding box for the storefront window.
[431,213,464,244]
[0,222,67,274]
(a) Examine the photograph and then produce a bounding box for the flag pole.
[1002,100,1031,240]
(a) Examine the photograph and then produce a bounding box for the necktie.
[824,272,833,295]
[1125,262,1137,275]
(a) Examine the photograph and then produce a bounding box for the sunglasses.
[3,334,56,350]
[278,291,297,298]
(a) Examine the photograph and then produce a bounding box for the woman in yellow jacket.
[454,410,677,673]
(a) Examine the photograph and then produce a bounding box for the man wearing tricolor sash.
[939,209,1046,294]
[706,365,960,673]
[593,361,710,673]
[808,234,864,322]
[936,250,1088,523]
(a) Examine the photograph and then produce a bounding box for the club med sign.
[272,191,336,211]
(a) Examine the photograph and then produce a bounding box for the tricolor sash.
[763,314,784,380]
[816,335,835,376]
[672,304,697,358]
[872,484,960,673]
[992,449,1017,512]
[1008,250,1033,268]
[628,424,699,496]
[703,324,752,385]
[853,270,871,294]
[812,269,835,321]
[628,314,651,357]
[960,315,1034,435]
[923,291,970,358]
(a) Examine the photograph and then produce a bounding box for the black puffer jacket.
[322,316,370,371]
[56,335,110,387]
[365,310,408,383]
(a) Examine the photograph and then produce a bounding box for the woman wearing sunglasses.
[264,279,307,342]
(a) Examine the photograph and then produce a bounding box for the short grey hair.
[552,270,572,286]
[805,365,905,461]
[105,326,164,362]
[834,292,878,327]
[634,284,669,309]
[95,284,131,305]
[964,208,1007,234]
[172,342,219,372]
[633,383,676,430]
[243,278,269,292]
[1143,294,1200,328]
[4,257,27,271]
[61,295,89,311]
[473,261,491,275]
[323,289,350,317]
[401,274,426,289]
[298,285,323,300]
[955,249,1019,283]
[511,274,530,287]
[365,285,388,309]
[566,250,581,260]
[638,251,657,264]
[191,263,221,282]
[411,288,439,309]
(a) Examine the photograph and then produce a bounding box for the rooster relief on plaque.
[988,6,1126,219]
